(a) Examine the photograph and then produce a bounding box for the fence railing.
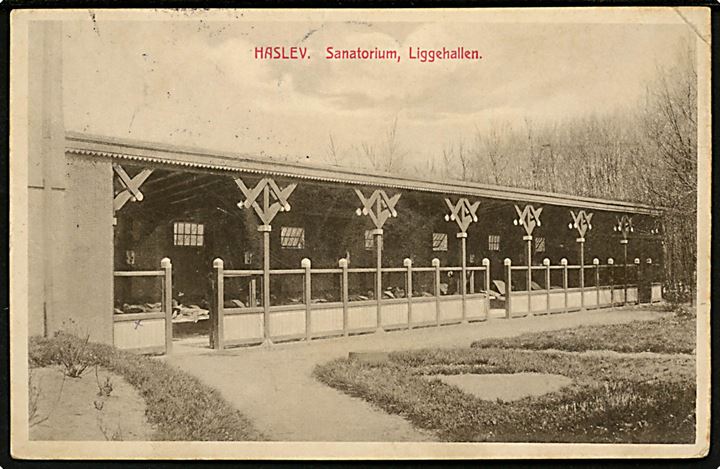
[109,255,663,353]
[112,258,173,354]
[503,257,647,318]
[210,257,491,349]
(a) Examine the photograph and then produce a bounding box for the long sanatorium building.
[26,23,664,354]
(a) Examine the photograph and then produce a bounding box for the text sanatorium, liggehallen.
[254,46,482,63]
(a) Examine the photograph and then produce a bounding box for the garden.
[28,320,263,441]
[314,307,696,443]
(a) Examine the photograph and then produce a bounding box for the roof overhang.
[66,131,662,216]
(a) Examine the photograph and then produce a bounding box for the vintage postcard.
[9,7,711,459]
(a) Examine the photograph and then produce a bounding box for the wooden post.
[302,258,312,341]
[373,228,384,332]
[608,258,615,309]
[212,258,224,350]
[543,258,550,314]
[339,258,349,337]
[561,258,568,313]
[482,258,490,320]
[634,257,641,304]
[647,257,654,303]
[161,257,173,354]
[259,225,272,345]
[504,258,512,319]
[249,278,257,307]
[432,258,441,326]
[621,239,628,306]
[404,258,413,329]
[578,238,585,310]
[593,258,600,309]
[458,232,468,323]
[524,235,532,315]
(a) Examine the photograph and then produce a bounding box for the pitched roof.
[66,131,661,216]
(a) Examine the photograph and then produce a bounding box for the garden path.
[165,306,663,442]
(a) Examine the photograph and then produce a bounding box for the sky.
[61,11,697,170]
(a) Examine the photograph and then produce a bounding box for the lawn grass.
[471,313,695,354]
[314,314,696,443]
[30,334,263,441]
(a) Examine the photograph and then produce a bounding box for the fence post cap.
[160,257,172,268]
[338,258,348,268]
[607,258,614,265]
[403,258,413,267]
[503,258,512,266]
[542,258,550,266]
[431,258,441,267]
[301,258,312,268]
[593,258,600,265]
[213,258,224,268]
[634,258,641,264]
[560,258,568,266]
[482,257,490,266]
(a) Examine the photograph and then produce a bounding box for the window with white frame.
[173,222,204,247]
[488,234,500,251]
[364,230,374,251]
[534,236,546,253]
[432,233,448,252]
[280,226,305,249]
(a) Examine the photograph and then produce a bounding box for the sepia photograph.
[9,7,711,459]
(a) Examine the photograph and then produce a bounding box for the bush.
[664,282,694,307]
[29,335,263,441]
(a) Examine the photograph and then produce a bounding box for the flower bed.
[30,334,263,441]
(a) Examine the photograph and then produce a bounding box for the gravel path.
[165,306,664,442]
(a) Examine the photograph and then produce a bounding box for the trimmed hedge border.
[30,335,263,441]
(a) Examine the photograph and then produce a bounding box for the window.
[488,234,500,251]
[173,222,204,246]
[280,226,305,249]
[535,236,546,253]
[432,233,448,252]
[364,230,383,251]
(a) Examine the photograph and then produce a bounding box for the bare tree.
[326,132,340,165]
[634,41,697,293]
[442,139,471,181]
[358,115,408,173]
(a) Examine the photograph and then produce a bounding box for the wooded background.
[325,44,698,297]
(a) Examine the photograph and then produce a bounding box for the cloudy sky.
[61,10,698,170]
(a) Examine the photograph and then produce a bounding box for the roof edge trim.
[65,131,662,216]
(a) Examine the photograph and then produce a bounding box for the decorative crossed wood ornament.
[513,204,543,237]
[613,214,634,239]
[649,219,662,236]
[234,177,297,226]
[569,210,594,239]
[113,164,153,212]
[444,198,480,233]
[354,189,401,230]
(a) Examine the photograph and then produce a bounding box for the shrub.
[53,331,93,378]
[29,335,263,441]
[664,282,693,306]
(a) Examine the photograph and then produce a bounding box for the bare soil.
[29,365,152,441]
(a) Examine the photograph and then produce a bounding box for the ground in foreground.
[314,310,696,443]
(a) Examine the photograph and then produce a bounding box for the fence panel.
[113,260,172,354]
